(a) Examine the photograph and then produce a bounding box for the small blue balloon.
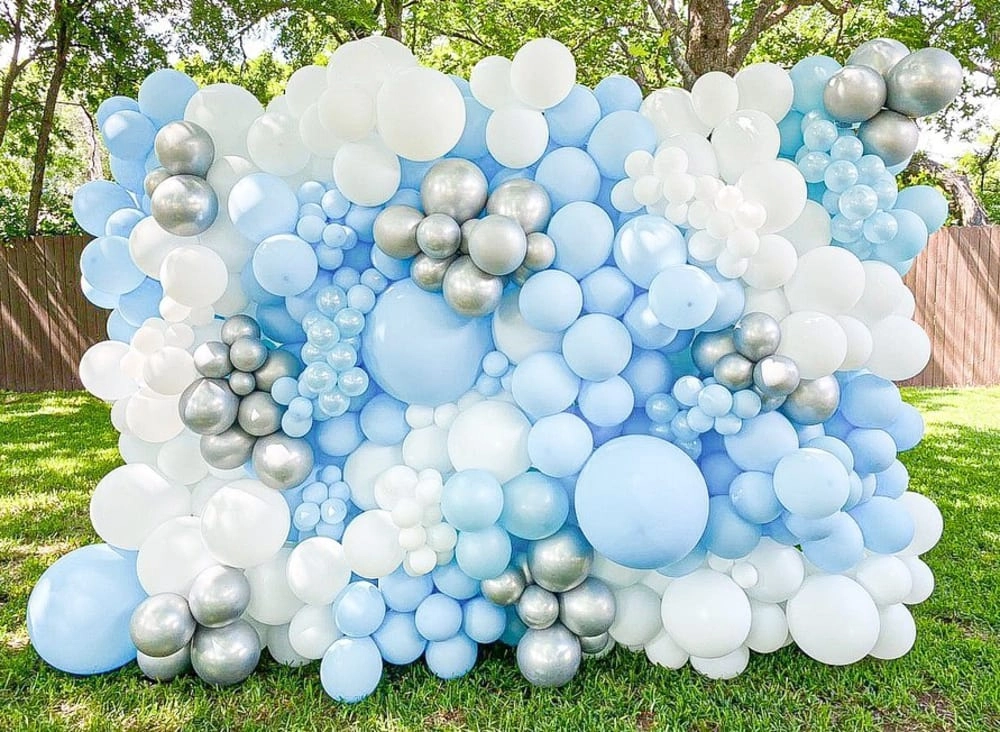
[441,470,504,532]
[526,412,594,478]
[110,155,148,192]
[613,215,687,288]
[703,495,762,558]
[724,412,799,471]
[425,632,478,680]
[518,270,583,332]
[874,460,909,498]
[593,75,643,114]
[500,471,569,540]
[789,56,842,113]
[415,593,464,642]
[546,84,602,147]
[805,435,855,472]
[137,68,198,126]
[101,110,156,160]
[462,597,507,644]
[450,96,490,159]
[104,207,145,238]
[81,277,119,310]
[885,403,924,452]
[648,265,718,330]
[849,495,915,553]
[800,512,865,573]
[511,352,580,420]
[117,278,163,327]
[96,96,139,128]
[72,181,135,237]
[561,314,632,382]
[454,526,512,581]
[623,294,677,349]
[80,236,145,295]
[621,350,673,405]
[548,201,615,279]
[729,471,782,523]
[580,266,634,317]
[316,412,364,457]
[359,394,409,446]
[895,185,948,233]
[773,447,851,519]
[335,581,387,638]
[378,566,435,612]
[881,209,928,262]
[578,376,635,428]
[373,611,426,665]
[586,110,657,179]
[845,428,897,474]
[252,234,319,297]
[841,373,902,428]
[431,562,481,601]
[320,636,383,702]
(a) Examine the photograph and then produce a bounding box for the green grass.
[1,388,998,731]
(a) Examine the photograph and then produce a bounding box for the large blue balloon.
[586,110,657,179]
[80,236,145,295]
[137,69,198,126]
[612,215,687,288]
[361,280,491,406]
[27,544,145,675]
[575,435,709,569]
[229,173,299,243]
[593,75,643,115]
[72,181,135,237]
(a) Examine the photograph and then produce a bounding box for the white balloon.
[591,553,646,589]
[266,622,310,667]
[284,65,327,117]
[690,646,749,679]
[318,79,375,141]
[641,88,711,139]
[608,584,663,647]
[364,35,418,72]
[288,604,341,660]
[159,246,228,308]
[746,600,788,653]
[90,464,190,550]
[136,515,217,595]
[118,432,159,465]
[869,603,916,660]
[212,272,251,317]
[377,66,466,161]
[901,556,935,605]
[142,346,197,396]
[711,110,780,183]
[157,430,209,485]
[129,216,188,278]
[470,56,518,110]
[491,290,563,364]
[735,62,794,121]
[866,316,931,381]
[744,286,790,322]
[740,539,805,603]
[333,138,400,206]
[447,400,531,483]
[190,475,226,516]
[852,261,906,323]
[299,104,343,158]
[326,38,404,94]
[644,630,688,669]
[246,112,310,176]
[80,341,136,401]
[779,200,832,255]
[200,479,290,568]
[342,509,404,579]
[691,71,739,129]
[742,234,797,289]
[206,156,258,207]
[185,83,264,158]
[486,108,549,168]
[660,569,752,659]
[286,537,352,606]
[125,388,184,443]
[402,425,452,474]
[777,311,848,379]
[663,134,719,177]
[853,555,913,606]
[784,246,865,314]
[246,547,304,625]
[344,441,405,510]
[836,315,874,370]
[510,38,576,109]
[267,95,291,115]
[898,491,944,556]
[738,160,807,234]
[786,575,880,665]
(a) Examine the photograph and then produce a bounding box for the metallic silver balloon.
[691,330,736,374]
[138,646,191,681]
[228,371,257,396]
[253,349,301,391]
[847,38,910,76]
[714,352,754,390]
[154,120,216,177]
[526,526,593,593]
[886,47,964,118]
[179,378,239,435]
[237,390,284,436]
[193,341,233,379]
[514,551,533,586]
[510,265,533,286]
[823,65,886,124]
[373,205,422,259]
[486,179,552,234]
[480,566,527,606]
[516,624,581,687]
[467,214,527,276]
[151,174,219,237]
[523,232,556,271]
[580,632,615,659]
[143,167,171,198]
[733,312,782,361]
[129,593,196,658]
[516,585,560,630]
[187,565,252,628]
[459,218,476,254]
[442,256,504,317]
[220,314,261,345]
[752,355,801,398]
[228,336,269,373]
[558,577,616,637]
[758,392,787,413]
[420,158,489,224]
[416,212,461,259]
[857,110,919,167]
[190,619,261,687]
[252,433,314,490]
[200,425,256,469]
[411,253,455,293]
[782,375,841,425]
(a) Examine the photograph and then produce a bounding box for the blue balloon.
[534,147,601,209]
[118,278,163,327]
[104,207,145,237]
[703,495,762,558]
[586,110,657,179]
[80,236,145,295]
[137,69,198,126]
[454,526,512,580]
[96,96,139,128]
[110,155,148,192]
[580,266,635,317]
[656,544,707,577]
[698,450,740,497]
[546,84,602,147]
[370,246,412,281]
[783,511,837,541]
[425,632,478,679]
[316,412,364,457]
[26,543,145,675]
[372,611,426,665]
[623,293,677,349]
[229,173,299,242]
[526,412,594,478]
[81,276,119,310]
[885,403,924,452]
[881,209,928,262]
[648,265,718,330]
[252,234,319,296]
[593,75,643,114]
[548,201,615,279]
[575,435,709,569]
[724,412,799,471]
[378,566,435,612]
[849,495,914,553]
[101,110,156,160]
[431,561,480,600]
[499,606,528,645]
[334,581,387,638]
[442,470,504,532]
[500,471,569,540]
[700,275,746,332]
[800,512,865,572]
[789,55,842,113]
[415,593,464,642]
[613,215,687,288]
[561,313,632,381]
[512,353,580,420]
[106,309,138,342]
[874,460,909,498]
[359,394,410,446]
[320,636,383,702]
[729,471,782,523]
[841,373,902,428]
[845,428,897,474]
[778,110,805,157]
[345,205,382,243]
[518,270,583,332]
[805,435,855,472]
[462,597,506,644]
[72,181,135,237]
[621,350,673,405]
[773,447,851,519]
[895,185,948,233]
[578,376,634,427]
[450,96,490,159]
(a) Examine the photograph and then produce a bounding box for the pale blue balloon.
[774,447,850,519]
[442,470,504,532]
[252,234,319,296]
[230,173,299,242]
[526,412,594,478]
[561,314,632,381]
[100,110,156,160]
[431,561,480,600]
[586,110,657,179]
[895,185,948,232]
[546,84,601,147]
[499,471,569,540]
[778,110,805,156]
[841,373,902,428]
[137,68,198,126]
[700,275,745,332]
[789,55,842,113]
[110,155,147,192]
[648,265,718,330]
[511,352,581,419]
[104,207,145,238]
[874,460,909,498]
[621,350,673,405]
[450,96,490,159]
[372,611,426,665]
[800,512,865,573]
[72,181,135,237]
[845,428,897,474]
[593,75,642,114]
[316,412,363,457]
[578,376,634,427]
[462,597,506,644]
[703,495,762,558]
[117,278,162,327]
[612,215,686,288]
[623,293,678,349]
[334,581,387,638]
[320,637,383,702]
[80,236,145,295]
[96,96,139,128]
[699,450,740,496]
[425,633,478,679]
[415,593,463,642]
[885,403,924,452]
[729,471,782,523]
[724,412,799,471]
[548,201,615,279]
[805,435,855,472]
[580,266,634,316]
[81,277,119,310]
[258,303,307,343]
[454,526,511,580]
[534,147,601,209]
[850,495,914,553]
[881,209,928,262]
[378,566,434,613]
[108,311,137,344]
[359,394,409,446]
[518,270,582,332]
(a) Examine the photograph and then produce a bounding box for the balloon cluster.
[31,35,958,699]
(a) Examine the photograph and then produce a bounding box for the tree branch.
[910,152,989,226]
[646,0,694,86]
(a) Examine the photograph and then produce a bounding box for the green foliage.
[177,52,293,104]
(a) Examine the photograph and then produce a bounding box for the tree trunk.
[383,0,403,41]
[26,4,70,235]
[910,154,990,226]
[0,0,26,147]
[686,0,733,79]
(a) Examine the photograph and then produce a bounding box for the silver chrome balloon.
[179,378,239,435]
[154,120,216,177]
[758,392,787,413]
[847,38,910,76]
[516,624,581,687]
[228,371,257,396]
[143,167,171,198]
[733,312,782,362]
[514,551,533,586]
[442,256,504,317]
[187,565,252,628]
[411,253,455,292]
[138,646,191,681]
[510,265,534,286]
[253,349,301,391]
[420,158,489,224]
[220,314,261,345]
[480,565,527,606]
[752,355,801,398]
[200,425,256,469]
[885,47,964,118]
[129,593,196,658]
[237,390,284,437]
[189,620,261,686]
[857,110,920,167]
[416,212,462,259]
[252,433,314,490]
[373,205,423,259]
[486,179,552,233]
[523,232,556,271]
[558,577,617,637]
[714,352,755,390]
[580,632,616,659]
[691,330,736,374]
[782,375,841,425]
[459,218,477,254]
[193,341,233,379]
[151,174,219,237]
[526,526,593,593]
[467,214,528,276]
[823,65,887,124]
[516,585,560,630]
[228,336,269,373]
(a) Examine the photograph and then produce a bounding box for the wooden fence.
[1,228,999,392]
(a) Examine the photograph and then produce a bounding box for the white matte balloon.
[299,105,343,158]
[784,246,866,314]
[786,575,880,665]
[245,547,304,626]
[318,79,375,141]
[470,56,519,110]
[835,315,874,370]
[246,112,310,176]
[745,600,788,653]
[288,604,341,660]
[200,479,290,568]
[129,216,188,278]
[266,623,309,667]
[185,83,264,158]
[486,108,549,168]
[691,72,739,130]
[644,630,688,669]
[377,67,466,161]
[641,88,711,139]
[80,340,136,401]
[510,38,576,109]
[869,603,916,660]
[738,160,807,234]
[125,388,185,443]
[735,62,794,121]
[742,234,797,289]
[284,65,328,117]
[660,569,752,659]
[90,464,191,550]
[287,537,352,606]
[137,515,217,595]
[608,584,662,647]
[866,316,931,381]
[157,430,209,485]
[143,346,197,396]
[333,139,401,206]
[898,491,944,556]
[711,110,780,183]
[690,647,749,679]
[159,246,228,308]
[343,442,405,510]
[342,509,404,579]
[777,311,848,379]
[447,400,531,482]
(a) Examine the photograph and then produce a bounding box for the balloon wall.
[31,35,957,698]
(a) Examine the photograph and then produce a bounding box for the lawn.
[1,388,998,731]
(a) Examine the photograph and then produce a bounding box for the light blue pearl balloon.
[526,412,594,478]
[789,55,842,113]
[229,173,299,243]
[454,526,512,581]
[511,352,581,419]
[839,184,879,220]
[612,215,687,288]
[798,151,831,183]
[578,376,635,427]
[586,110,657,179]
[824,159,859,193]
[334,582,387,638]
[425,632,478,679]
[729,471,782,523]
[137,68,198,126]
[703,495,762,558]
[431,562,480,601]
[26,544,145,676]
[731,389,761,419]
[803,119,838,152]
[894,185,948,233]
[830,135,864,162]
[774,447,851,519]
[518,270,583,332]
[548,201,615,279]
[724,412,799,471]
[648,265,718,330]
[580,266,634,317]
[575,435,709,569]
[863,211,898,243]
[500,471,569,540]
[320,637,383,702]
[441,470,504,532]
[462,597,506,644]
[361,280,491,406]
[72,181,135,237]
[372,610,426,665]
[697,383,733,418]
[561,314,632,381]
[845,428,897,474]
[800,512,865,573]
[378,566,435,613]
[415,593,463,642]
[593,74,643,114]
[546,84,601,147]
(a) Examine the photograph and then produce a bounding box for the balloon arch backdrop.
[29,35,956,700]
